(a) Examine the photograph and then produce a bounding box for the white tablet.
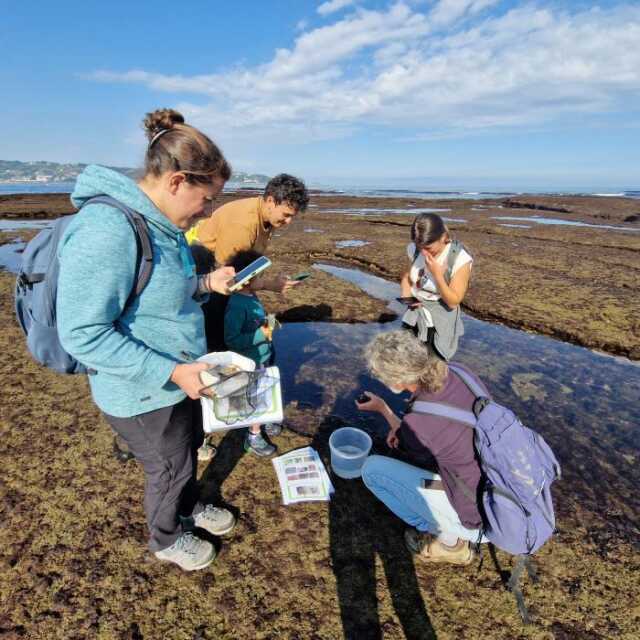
[227,256,272,292]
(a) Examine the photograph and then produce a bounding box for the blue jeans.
[362,455,486,544]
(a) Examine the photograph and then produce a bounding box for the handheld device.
[356,393,370,404]
[228,256,272,292]
[291,272,311,281]
[396,296,419,305]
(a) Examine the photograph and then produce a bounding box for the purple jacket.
[400,363,487,528]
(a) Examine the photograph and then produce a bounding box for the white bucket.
[329,427,372,479]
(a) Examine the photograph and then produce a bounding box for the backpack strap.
[80,196,153,305]
[508,555,533,624]
[411,400,476,427]
[410,365,491,428]
[448,363,491,399]
[444,240,462,284]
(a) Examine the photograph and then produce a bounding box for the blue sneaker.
[263,423,282,437]
[244,431,277,457]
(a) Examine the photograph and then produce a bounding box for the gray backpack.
[15,196,153,374]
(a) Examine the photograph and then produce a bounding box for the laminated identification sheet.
[272,447,334,505]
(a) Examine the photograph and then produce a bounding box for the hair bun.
[143,108,185,140]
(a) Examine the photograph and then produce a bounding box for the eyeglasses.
[203,195,216,215]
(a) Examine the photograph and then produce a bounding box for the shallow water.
[275,264,640,530]
[493,215,640,232]
[0,220,51,231]
[335,240,371,248]
[313,263,400,307]
[325,207,451,215]
[0,240,25,272]
[342,213,467,225]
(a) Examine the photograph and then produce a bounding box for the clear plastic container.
[329,427,372,479]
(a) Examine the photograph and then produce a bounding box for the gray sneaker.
[193,505,236,536]
[244,431,277,457]
[263,423,282,437]
[154,532,216,571]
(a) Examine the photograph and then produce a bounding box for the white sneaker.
[154,532,216,571]
[197,438,217,462]
[193,505,237,536]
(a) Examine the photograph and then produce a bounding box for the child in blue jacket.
[224,250,281,456]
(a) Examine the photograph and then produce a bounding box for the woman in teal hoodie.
[57,109,236,571]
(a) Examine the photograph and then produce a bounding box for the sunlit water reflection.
[275,264,640,535]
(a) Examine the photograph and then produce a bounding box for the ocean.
[0,181,638,200]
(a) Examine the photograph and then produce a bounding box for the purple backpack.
[412,363,561,556]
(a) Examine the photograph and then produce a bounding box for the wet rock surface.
[2,190,639,358]
[1,272,639,639]
[1,191,639,638]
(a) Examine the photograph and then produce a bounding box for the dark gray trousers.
[103,398,205,552]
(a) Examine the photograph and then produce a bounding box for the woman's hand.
[201,266,236,295]
[386,426,400,449]
[355,392,388,414]
[170,362,211,399]
[423,252,445,281]
[358,391,403,435]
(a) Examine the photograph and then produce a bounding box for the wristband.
[197,274,209,295]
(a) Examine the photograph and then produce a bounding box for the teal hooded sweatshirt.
[57,165,207,418]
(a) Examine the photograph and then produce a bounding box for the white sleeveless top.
[407,242,473,302]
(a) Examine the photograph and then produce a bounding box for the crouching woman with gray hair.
[356,330,487,566]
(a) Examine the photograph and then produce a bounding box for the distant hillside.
[0,160,270,186]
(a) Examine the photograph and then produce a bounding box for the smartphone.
[396,296,419,305]
[228,256,272,292]
[291,272,311,281]
[421,477,444,490]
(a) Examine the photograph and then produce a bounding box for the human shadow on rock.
[198,428,246,513]
[311,380,436,640]
[277,303,333,323]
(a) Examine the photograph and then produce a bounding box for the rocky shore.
[2,190,639,359]
[1,191,639,639]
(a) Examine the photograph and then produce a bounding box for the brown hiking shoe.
[404,529,475,566]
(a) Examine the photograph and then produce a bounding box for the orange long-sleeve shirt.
[189,196,273,265]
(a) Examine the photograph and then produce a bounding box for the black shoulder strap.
[80,196,153,306]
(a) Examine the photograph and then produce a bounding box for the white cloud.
[429,0,502,27]
[88,2,640,144]
[318,0,356,16]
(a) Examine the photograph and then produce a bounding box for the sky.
[2,0,639,190]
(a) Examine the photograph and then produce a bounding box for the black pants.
[202,292,229,352]
[103,398,205,552]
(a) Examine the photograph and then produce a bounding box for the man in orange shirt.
[189,174,309,460]
[189,173,309,350]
